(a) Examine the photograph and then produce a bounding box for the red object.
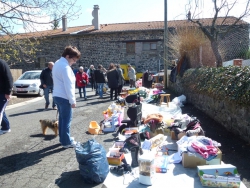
[233,59,243,66]
[76,71,89,87]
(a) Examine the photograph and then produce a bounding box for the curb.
[6,97,44,110]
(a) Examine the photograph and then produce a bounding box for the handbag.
[82,79,86,84]
[39,84,44,89]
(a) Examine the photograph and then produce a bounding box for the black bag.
[39,84,44,89]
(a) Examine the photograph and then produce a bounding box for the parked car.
[12,70,44,96]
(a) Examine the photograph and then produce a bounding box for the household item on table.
[88,121,100,135]
[149,134,165,149]
[106,150,125,165]
[155,155,168,173]
[124,133,143,168]
[197,164,240,188]
[121,94,142,128]
[138,152,155,186]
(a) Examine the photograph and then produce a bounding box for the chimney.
[62,15,67,31]
[92,5,100,30]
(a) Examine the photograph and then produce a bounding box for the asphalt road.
[1,87,249,188]
[1,88,114,188]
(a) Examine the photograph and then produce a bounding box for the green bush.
[180,66,250,105]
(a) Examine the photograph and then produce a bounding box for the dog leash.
[55,110,58,121]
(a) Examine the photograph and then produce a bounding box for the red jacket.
[76,71,88,87]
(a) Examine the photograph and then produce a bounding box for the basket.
[88,121,100,135]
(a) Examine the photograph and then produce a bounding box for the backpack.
[148,74,153,81]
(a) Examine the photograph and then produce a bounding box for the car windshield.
[19,72,41,80]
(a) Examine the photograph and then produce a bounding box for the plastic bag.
[75,139,109,184]
[172,94,186,107]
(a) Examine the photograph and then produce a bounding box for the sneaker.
[44,104,49,111]
[0,129,11,135]
[63,140,78,148]
[53,106,57,110]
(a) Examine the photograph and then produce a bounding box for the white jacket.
[52,57,76,105]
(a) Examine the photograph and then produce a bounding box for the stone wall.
[10,30,165,72]
[169,76,250,143]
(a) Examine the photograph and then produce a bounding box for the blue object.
[75,139,109,184]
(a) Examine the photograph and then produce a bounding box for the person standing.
[76,66,88,100]
[87,65,96,91]
[142,70,152,89]
[107,63,119,100]
[52,45,81,148]
[0,58,13,135]
[128,64,136,88]
[94,64,106,99]
[40,62,57,110]
[116,64,125,95]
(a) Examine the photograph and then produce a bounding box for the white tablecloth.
[103,136,247,188]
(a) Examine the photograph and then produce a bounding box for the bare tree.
[0,0,81,62]
[186,0,250,67]
[51,13,60,30]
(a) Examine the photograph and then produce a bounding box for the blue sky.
[13,0,250,33]
[67,0,249,27]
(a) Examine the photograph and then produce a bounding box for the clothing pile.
[177,135,221,161]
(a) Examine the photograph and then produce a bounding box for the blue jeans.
[97,83,104,97]
[53,96,74,146]
[44,85,56,107]
[78,86,86,98]
[0,94,10,131]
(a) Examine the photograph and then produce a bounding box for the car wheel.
[38,89,44,97]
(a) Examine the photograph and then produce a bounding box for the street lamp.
[163,0,168,89]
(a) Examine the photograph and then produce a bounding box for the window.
[37,57,46,68]
[143,42,157,50]
[126,42,135,54]
[150,43,157,50]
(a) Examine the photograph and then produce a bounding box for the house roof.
[1,16,249,40]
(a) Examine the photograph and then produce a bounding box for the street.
[1,87,249,188]
[1,88,112,188]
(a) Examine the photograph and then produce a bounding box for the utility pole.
[163,0,168,89]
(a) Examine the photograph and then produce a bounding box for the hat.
[79,66,83,70]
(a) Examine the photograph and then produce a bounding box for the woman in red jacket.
[75,66,89,100]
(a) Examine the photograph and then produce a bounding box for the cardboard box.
[155,155,168,173]
[197,164,240,187]
[106,151,124,165]
[112,141,124,149]
[182,148,222,168]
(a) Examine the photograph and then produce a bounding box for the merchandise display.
[84,87,247,188]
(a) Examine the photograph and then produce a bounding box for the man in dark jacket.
[0,58,13,135]
[94,64,106,99]
[40,62,56,110]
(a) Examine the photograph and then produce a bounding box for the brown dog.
[39,119,59,136]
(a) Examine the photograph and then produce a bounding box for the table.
[103,136,247,188]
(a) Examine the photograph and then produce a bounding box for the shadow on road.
[55,170,102,188]
[0,144,64,176]
[9,109,44,117]
[30,133,58,141]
